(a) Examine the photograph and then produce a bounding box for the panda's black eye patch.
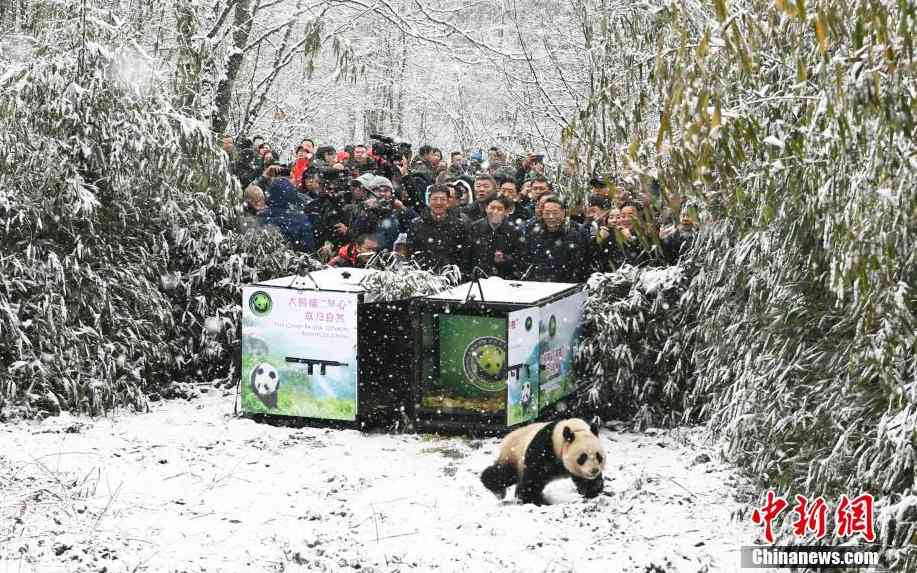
[256,368,263,375]
[269,371,276,379]
[597,453,604,464]
[577,453,588,465]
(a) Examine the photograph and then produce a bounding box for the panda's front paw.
[575,475,604,499]
[517,493,548,506]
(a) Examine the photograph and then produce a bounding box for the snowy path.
[1,391,766,572]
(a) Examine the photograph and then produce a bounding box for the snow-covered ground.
[1,390,768,572]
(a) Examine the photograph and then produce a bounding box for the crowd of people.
[224,133,696,283]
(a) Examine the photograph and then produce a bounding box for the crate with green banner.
[239,269,414,427]
[414,278,586,433]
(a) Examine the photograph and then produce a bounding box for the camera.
[263,161,291,177]
[317,166,352,195]
[370,133,411,163]
[373,198,393,212]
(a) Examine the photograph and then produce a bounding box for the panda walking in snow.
[250,362,280,409]
[480,418,606,505]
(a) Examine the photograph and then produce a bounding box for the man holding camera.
[303,166,350,260]
[328,234,380,268]
[403,144,438,207]
[515,153,546,189]
[349,176,417,251]
[347,144,375,175]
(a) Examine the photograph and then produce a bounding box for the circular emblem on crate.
[549,315,557,338]
[249,291,273,316]
[524,316,533,331]
[463,336,508,392]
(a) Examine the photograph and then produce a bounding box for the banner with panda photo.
[424,314,507,415]
[506,308,541,425]
[537,290,586,411]
[240,286,359,421]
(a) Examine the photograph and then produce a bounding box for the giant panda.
[520,382,533,413]
[480,418,606,505]
[250,362,279,409]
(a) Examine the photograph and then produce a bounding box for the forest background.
[0,0,914,567]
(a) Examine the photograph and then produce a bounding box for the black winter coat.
[304,193,348,248]
[466,218,523,279]
[519,220,592,283]
[407,211,469,273]
[595,232,674,270]
[462,200,487,223]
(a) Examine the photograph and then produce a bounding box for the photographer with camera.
[346,144,376,175]
[402,143,438,208]
[368,134,413,204]
[515,153,546,189]
[349,176,417,251]
[303,166,350,260]
[328,234,380,269]
[311,145,345,173]
[340,172,376,229]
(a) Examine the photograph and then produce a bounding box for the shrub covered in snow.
[0,14,320,417]
[568,1,916,566]
[358,257,462,302]
[577,262,698,429]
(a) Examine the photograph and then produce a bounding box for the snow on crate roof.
[427,277,579,304]
[256,269,378,292]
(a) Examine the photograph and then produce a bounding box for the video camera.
[369,134,411,164]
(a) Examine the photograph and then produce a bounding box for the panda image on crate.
[250,362,280,409]
[520,381,533,413]
[480,418,606,505]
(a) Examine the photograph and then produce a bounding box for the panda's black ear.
[589,421,600,437]
[563,425,576,442]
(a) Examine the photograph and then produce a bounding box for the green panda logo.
[249,291,273,316]
[549,315,557,337]
[524,316,533,331]
[462,336,508,392]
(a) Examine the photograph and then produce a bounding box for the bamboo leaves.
[815,11,829,56]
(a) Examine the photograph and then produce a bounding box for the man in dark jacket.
[304,171,349,257]
[466,195,522,279]
[403,144,438,209]
[498,179,532,229]
[519,196,591,283]
[346,144,375,174]
[462,173,498,222]
[407,184,468,274]
[661,207,697,264]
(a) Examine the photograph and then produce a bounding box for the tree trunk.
[173,2,206,117]
[211,0,253,135]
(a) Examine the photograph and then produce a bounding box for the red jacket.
[328,243,358,267]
